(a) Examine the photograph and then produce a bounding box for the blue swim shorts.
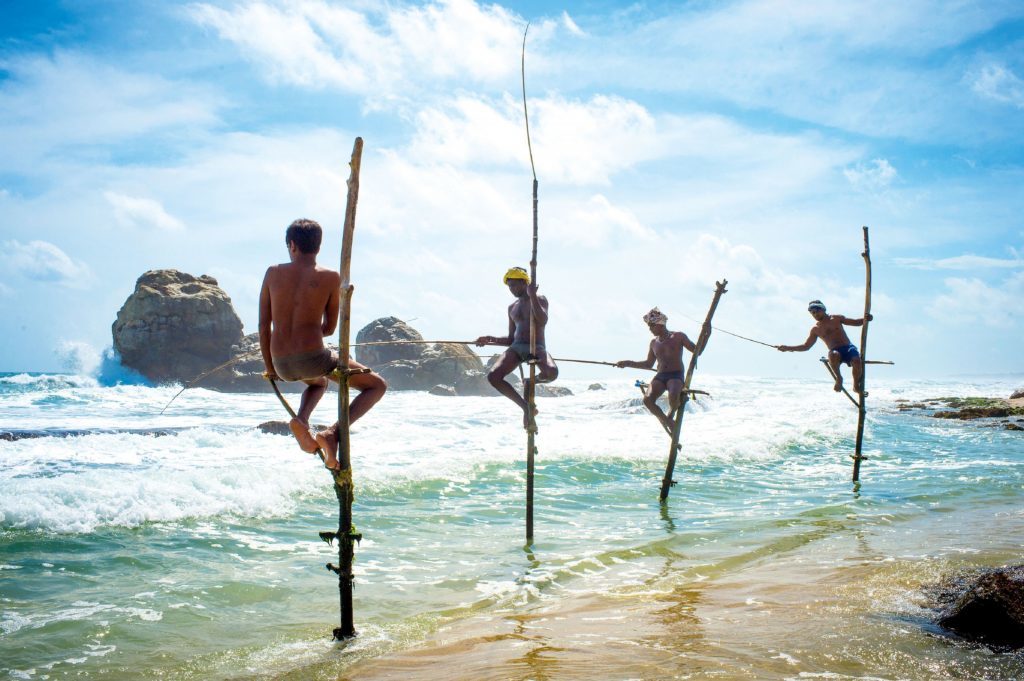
[831,344,860,366]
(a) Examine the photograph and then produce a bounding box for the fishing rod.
[158,350,259,414]
[673,311,896,364]
[352,338,682,372]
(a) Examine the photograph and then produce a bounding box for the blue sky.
[1,0,1022,380]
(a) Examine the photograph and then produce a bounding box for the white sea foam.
[1,374,1019,534]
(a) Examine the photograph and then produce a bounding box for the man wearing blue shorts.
[776,300,872,394]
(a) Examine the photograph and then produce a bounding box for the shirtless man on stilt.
[616,307,707,433]
[776,300,872,394]
[259,218,386,469]
[475,266,558,429]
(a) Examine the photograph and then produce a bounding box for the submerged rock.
[937,565,1024,649]
[113,270,244,385]
[536,384,573,397]
[258,420,329,436]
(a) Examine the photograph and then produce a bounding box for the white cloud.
[549,193,654,248]
[969,63,1024,108]
[844,159,897,192]
[2,240,92,288]
[188,0,559,101]
[105,192,186,232]
[895,253,1023,270]
[0,51,220,172]
[927,272,1024,328]
[407,93,860,191]
[561,11,584,37]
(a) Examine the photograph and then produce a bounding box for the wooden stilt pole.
[852,227,871,483]
[522,24,539,544]
[660,280,728,502]
[328,137,363,640]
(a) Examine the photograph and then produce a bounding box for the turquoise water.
[2,372,1023,679]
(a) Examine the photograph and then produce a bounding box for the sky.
[1,0,1022,381]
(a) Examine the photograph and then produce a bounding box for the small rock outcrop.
[355,317,491,395]
[588,383,606,391]
[938,565,1024,648]
[113,270,243,385]
[1012,389,1024,400]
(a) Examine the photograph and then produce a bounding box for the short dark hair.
[285,219,322,254]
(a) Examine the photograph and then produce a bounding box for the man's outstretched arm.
[475,315,514,347]
[616,342,657,369]
[777,331,817,352]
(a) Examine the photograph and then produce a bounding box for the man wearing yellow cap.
[475,266,558,427]
[616,307,704,433]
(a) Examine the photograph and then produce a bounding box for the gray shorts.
[510,342,545,363]
[272,348,339,382]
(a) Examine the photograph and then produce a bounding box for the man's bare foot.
[522,404,539,430]
[833,377,843,393]
[289,417,318,453]
[315,427,340,471]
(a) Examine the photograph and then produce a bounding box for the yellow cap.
[502,267,531,285]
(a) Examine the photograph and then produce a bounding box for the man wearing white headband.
[475,266,558,428]
[776,300,873,394]
[616,307,707,433]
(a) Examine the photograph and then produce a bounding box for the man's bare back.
[258,219,386,469]
[261,262,340,358]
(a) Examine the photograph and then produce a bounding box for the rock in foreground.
[938,565,1024,648]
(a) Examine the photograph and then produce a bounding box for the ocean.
[1,370,1023,680]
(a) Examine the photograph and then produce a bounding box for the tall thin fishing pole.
[328,137,363,640]
[852,227,872,483]
[522,22,538,543]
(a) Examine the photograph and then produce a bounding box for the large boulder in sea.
[355,317,491,396]
[937,565,1024,648]
[113,270,244,385]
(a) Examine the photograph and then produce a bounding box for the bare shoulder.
[263,263,283,282]
[316,266,341,281]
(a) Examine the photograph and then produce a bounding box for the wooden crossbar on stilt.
[660,280,728,503]
[328,137,364,640]
[852,226,872,483]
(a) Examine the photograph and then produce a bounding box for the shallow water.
[1,372,1023,679]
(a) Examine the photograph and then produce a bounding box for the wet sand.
[336,512,1024,681]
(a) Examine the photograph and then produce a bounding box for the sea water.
[1,371,1023,680]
